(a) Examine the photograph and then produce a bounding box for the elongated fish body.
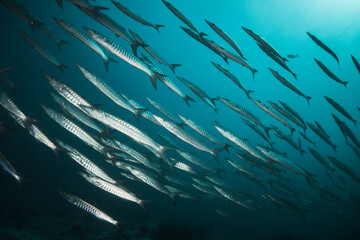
[212,120,265,162]
[269,68,310,105]
[54,18,116,71]
[325,96,357,126]
[68,0,109,13]
[19,31,67,72]
[0,87,28,123]
[41,105,106,156]
[147,98,183,125]
[332,114,360,148]
[9,113,60,158]
[214,186,255,211]
[0,151,22,183]
[218,97,270,137]
[251,98,295,136]
[165,185,194,200]
[85,28,163,89]
[154,115,221,162]
[130,32,181,73]
[37,23,69,52]
[327,156,360,183]
[0,0,42,30]
[272,126,305,155]
[112,1,164,32]
[279,101,305,127]
[263,193,307,220]
[208,42,257,79]
[179,115,229,151]
[226,157,264,182]
[347,142,360,159]
[80,172,146,210]
[257,147,307,177]
[307,32,340,68]
[192,183,221,199]
[177,150,221,176]
[58,191,118,226]
[242,27,287,62]
[241,117,272,146]
[351,55,360,74]
[162,0,202,36]
[315,121,330,138]
[176,76,218,113]
[56,139,114,183]
[50,92,103,134]
[76,64,147,123]
[126,166,175,204]
[157,132,184,150]
[215,209,246,222]
[205,19,244,58]
[307,122,337,152]
[170,158,198,175]
[211,62,253,98]
[268,101,306,131]
[42,71,92,111]
[121,94,159,126]
[257,44,296,80]
[314,58,347,88]
[79,105,171,165]
[112,139,160,173]
[299,132,316,147]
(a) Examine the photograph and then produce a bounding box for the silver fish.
[19,31,67,72]
[325,96,357,127]
[58,191,118,226]
[84,27,164,89]
[214,186,255,211]
[306,122,337,152]
[0,151,23,184]
[147,98,183,126]
[112,1,164,32]
[54,18,117,71]
[314,58,347,88]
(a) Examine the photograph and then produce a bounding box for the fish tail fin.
[100,126,112,139]
[150,72,165,90]
[169,63,181,73]
[212,148,224,164]
[176,122,186,129]
[57,63,68,73]
[332,144,338,152]
[57,39,69,52]
[343,81,348,89]
[104,55,118,72]
[306,96,311,107]
[252,68,258,81]
[131,41,147,56]
[222,55,229,64]
[154,24,165,33]
[264,127,272,138]
[246,90,254,99]
[199,32,208,38]
[30,20,42,31]
[214,108,218,114]
[283,57,289,62]
[222,143,232,153]
[56,0,63,8]
[183,95,195,107]
[292,72,297,80]
[290,127,296,137]
[133,108,148,124]
[158,145,175,169]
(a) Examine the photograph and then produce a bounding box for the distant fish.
[299,132,316,147]
[38,23,69,51]
[0,0,42,31]
[176,76,218,113]
[67,0,109,14]
[76,64,146,123]
[0,151,23,184]
[212,120,265,162]
[58,191,119,227]
[147,98,183,127]
[19,31,67,72]
[214,186,255,211]
[54,18,117,71]
[169,157,199,175]
[242,27,287,62]
[179,115,231,152]
[218,97,271,137]
[154,115,223,163]
[264,193,308,220]
[268,101,306,132]
[332,113,360,148]
[324,96,356,126]
[347,142,360,159]
[129,30,181,73]
[0,72,22,96]
[162,0,206,37]
[111,0,165,32]
[351,55,360,74]
[258,44,297,80]
[211,62,253,98]
[215,209,246,222]
[251,98,295,136]
[287,54,299,59]
[85,27,164,89]
[271,126,306,155]
[306,122,337,152]
[241,117,273,147]
[307,32,340,69]
[327,156,360,183]
[205,19,245,59]
[269,68,310,106]
[279,101,306,128]
[314,58,347,88]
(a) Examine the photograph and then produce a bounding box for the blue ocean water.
[0,0,360,239]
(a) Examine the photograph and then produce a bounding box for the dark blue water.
[0,0,360,239]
